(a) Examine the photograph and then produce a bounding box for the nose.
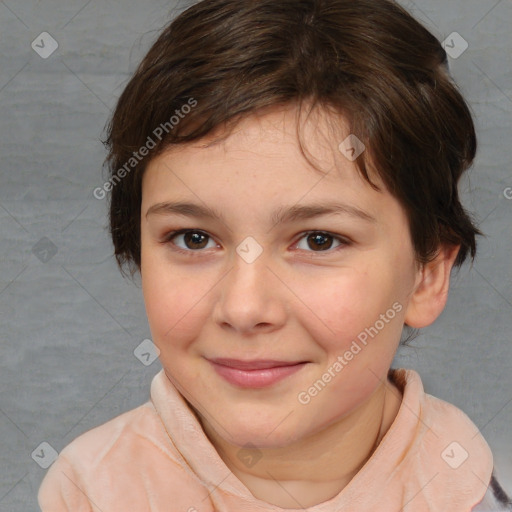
[213,249,287,334]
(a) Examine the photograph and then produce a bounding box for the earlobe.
[404,244,461,329]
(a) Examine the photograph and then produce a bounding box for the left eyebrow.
[145,201,376,224]
[270,202,376,225]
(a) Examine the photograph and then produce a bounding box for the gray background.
[0,0,511,510]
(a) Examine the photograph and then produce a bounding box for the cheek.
[300,268,386,345]
[301,264,405,374]
[141,250,207,349]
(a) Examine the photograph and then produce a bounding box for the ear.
[404,244,461,329]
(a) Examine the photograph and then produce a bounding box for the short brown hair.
[103,0,481,278]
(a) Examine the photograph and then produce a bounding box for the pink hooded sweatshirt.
[38,368,508,511]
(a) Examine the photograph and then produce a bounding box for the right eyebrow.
[145,201,224,221]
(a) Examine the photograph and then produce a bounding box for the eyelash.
[160,229,351,257]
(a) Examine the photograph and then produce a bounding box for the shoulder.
[472,473,512,511]
[420,387,511,511]
[389,369,498,510]
[38,401,203,510]
[56,402,165,464]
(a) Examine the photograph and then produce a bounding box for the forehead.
[140,104,404,229]
[146,104,382,190]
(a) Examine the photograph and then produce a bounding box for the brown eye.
[182,231,209,249]
[165,230,216,251]
[307,233,334,251]
[295,231,348,253]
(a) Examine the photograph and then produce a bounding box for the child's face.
[140,105,421,448]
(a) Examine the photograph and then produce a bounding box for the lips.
[209,358,306,370]
[207,358,308,388]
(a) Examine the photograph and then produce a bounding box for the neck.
[199,377,402,508]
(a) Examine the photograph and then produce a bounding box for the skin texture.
[139,105,460,507]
